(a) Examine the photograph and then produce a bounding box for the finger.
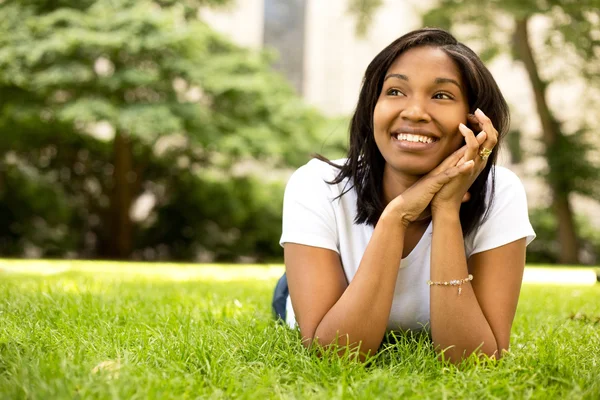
[476,130,487,145]
[459,123,480,163]
[432,159,474,186]
[474,108,498,150]
[427,145,468,177]
[457,130,486,165]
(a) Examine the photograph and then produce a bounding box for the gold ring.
[479,147,493,161]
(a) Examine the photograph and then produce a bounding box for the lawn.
[1,261,599,399]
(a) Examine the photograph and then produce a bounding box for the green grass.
[1,262,599,399]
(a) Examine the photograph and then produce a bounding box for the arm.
[285,210,407,359]
[429,209,526,361]
[429,109,528,362]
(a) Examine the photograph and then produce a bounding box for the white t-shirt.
[279,158,536,331]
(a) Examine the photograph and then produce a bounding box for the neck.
[381,164,421,205]
[382,164,432,223]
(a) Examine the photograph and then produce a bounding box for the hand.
[384,144,476,228]
[431,109,499,214]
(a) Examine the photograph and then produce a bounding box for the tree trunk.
[108,132,134,259]
[513,17,580,264]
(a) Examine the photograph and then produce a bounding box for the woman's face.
[373,46,470,177]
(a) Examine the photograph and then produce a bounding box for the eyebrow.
[384,74,462,90]
[434,77,462,89]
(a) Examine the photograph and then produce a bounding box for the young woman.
[273,28,535,362]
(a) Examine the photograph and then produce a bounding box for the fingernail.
[459,123,468,132]
[477,130,486,138]
[475,108,484,116]
[465,160,474,166]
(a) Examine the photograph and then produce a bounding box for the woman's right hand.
[384,144,475,227]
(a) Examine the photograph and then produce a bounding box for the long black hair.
[316,28,510,236]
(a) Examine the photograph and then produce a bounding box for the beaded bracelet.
[427,274,473,295]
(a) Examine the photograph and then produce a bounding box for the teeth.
[394,133,435,144]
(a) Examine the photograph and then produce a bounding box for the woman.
[273,28,535,362]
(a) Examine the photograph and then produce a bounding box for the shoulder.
[286,158,347,190]
[487,165,528,206]
[491,165,524,190]
[292,157,346,179]
[466,165,536,254]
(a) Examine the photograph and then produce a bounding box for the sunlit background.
[1,0,599,269]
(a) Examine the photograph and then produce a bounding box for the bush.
[135,171,287,263]
[527,207,600,265]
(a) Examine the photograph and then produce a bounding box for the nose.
[399,98,431,123]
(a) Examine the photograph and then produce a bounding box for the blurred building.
[201,0,422,116]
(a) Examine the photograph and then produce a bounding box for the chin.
[387,160,435,177]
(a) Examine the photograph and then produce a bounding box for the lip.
[391,136,438,151]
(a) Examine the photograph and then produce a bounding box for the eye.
[433,92,453,100]
[386,88,405,96]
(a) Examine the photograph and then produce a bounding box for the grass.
[1,261,599,399]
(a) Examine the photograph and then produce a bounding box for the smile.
[393,133,438,144]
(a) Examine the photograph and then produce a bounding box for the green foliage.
[545,130,600,198]
[0,0,333,260]
[0,161,79,257]
[527,207,600,264]
[1,265,599,398]
[347,0,384,37]
[137,172,287,262]
[505,129,522,164]
[0,0,323,162]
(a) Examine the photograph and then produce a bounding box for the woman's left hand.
[430,109,498,214]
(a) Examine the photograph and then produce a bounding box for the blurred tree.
[347,0,383,37]
[348,0,600,264]
[0,0,328,260]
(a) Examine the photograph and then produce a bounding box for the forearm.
[430,210,498,361]
[313,211,405,357]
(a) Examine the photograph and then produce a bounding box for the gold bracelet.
[427,274,473,295]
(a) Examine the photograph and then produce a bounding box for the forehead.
[385,46,463,83]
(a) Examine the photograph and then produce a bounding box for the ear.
[461,192,471,203]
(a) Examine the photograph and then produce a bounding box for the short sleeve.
[466,167,536,257]
[279,161,339,253]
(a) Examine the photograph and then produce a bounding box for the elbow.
[435,340,502,364]
[301,327,378,362]
[481,345,503,360]
[478,338,502,360]
[298,325,317,349]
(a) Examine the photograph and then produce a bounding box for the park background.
[1,0,600,266]
[1,0,600,265]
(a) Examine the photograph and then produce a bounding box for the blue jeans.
[272,272,288,321]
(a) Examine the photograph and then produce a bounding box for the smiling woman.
[273,28,536,363]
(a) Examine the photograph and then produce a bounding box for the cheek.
[439,117,467,154]
[372,104,384,133]
[373,99,394,132]
[440,111,467,137]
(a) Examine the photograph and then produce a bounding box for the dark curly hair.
[316,27,510,236]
